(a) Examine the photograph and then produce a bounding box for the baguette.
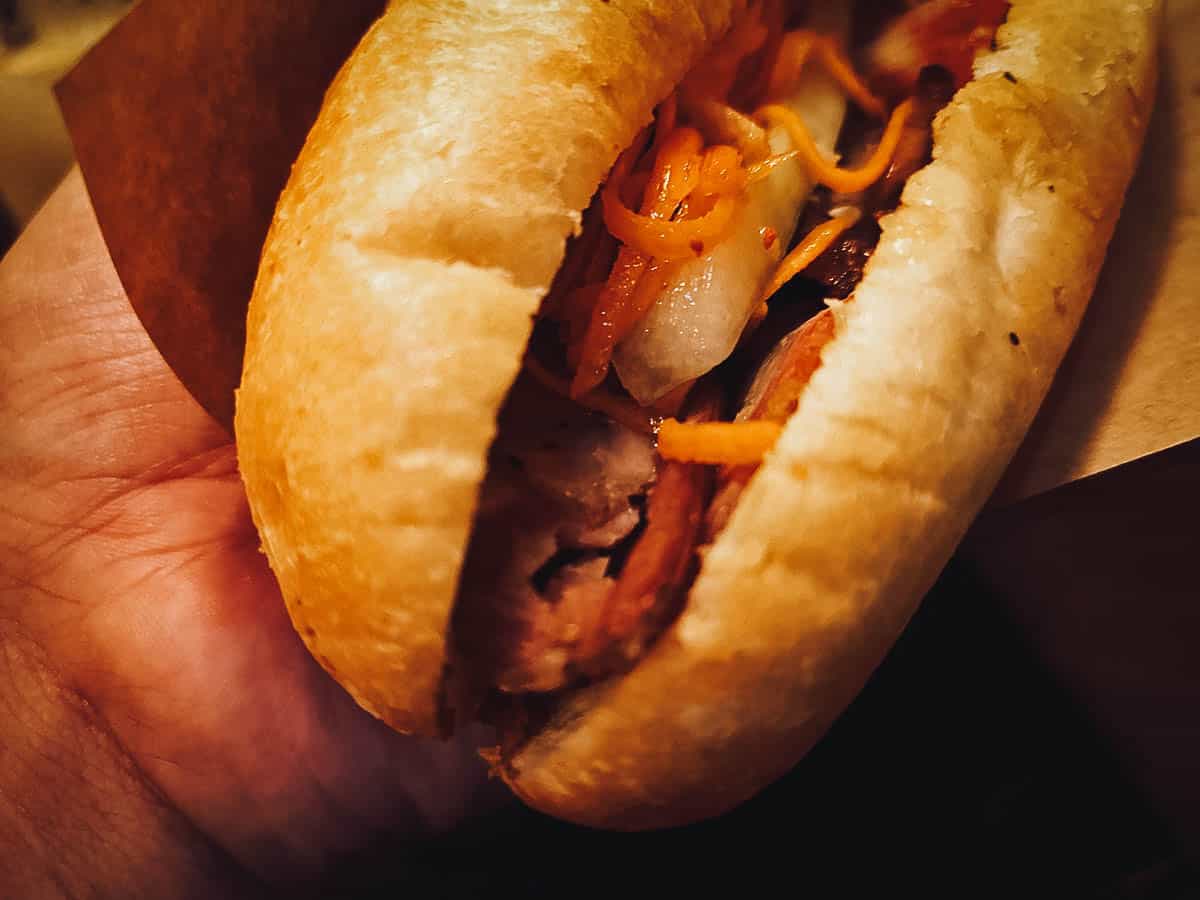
[235,0,1160,828]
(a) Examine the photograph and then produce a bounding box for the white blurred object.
[1,0,131,227]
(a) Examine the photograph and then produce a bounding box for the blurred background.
[0,0,131,251]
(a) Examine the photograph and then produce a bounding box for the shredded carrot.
[657,419,784,466]
[813,37,887,119]
[526,357,659,435]
[602,186,739,261]
[599,128,730,264]
[680,95,771,162]
[619,171,652,209]
[569,249,649,385]
[764,30,817,101]
[640,127,705,216]
[571,125,710,395]
[567,11,905,401]
[580,254,679,380]
[647,93,678,160]
[766,31,885,118]
[755,98,913,194]
[696,144,748,197]
[674,180,724,221]
[760,208,861,304]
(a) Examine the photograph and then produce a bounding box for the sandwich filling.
[448,0,1009,732]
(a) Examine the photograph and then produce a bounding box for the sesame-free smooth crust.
[236,0,1160,824]
[235,1,745,734]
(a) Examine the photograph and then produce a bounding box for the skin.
[0,170,499,896]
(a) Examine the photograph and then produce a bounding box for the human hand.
[0,170,498,896]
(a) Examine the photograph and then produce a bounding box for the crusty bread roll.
[236,0,744,733]
[236,0,1160,827]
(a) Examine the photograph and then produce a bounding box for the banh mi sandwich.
[234,0,1160,829]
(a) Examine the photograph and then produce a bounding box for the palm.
[0,173,494,881]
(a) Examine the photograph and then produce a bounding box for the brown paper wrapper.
[994,0,1200,502]
[56,0,384,429]
[54,0,1199,498]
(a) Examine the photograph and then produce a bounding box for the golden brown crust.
[234,0,746,733]
[502,0,1162,827]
